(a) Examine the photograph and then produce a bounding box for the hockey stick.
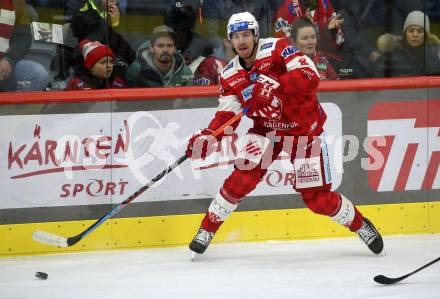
[374,256,440,285]
[33,111,245,247]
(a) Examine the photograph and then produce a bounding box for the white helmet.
[227,12,259,40]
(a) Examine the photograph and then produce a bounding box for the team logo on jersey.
[260,42,273,51]
[229,77,246,87]
[241,84,254,102]
[250,72,259,82]
[281,46,298,58]
[257,58,272,71]
[223,62,234,72]
[295,157,324,188]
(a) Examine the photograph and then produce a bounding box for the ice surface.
[1,234,439,299]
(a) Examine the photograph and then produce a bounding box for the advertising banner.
[367,100,440,192]
[0,104,342,209]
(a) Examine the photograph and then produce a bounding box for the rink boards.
[0,77,439,255]
[1,201,440,255]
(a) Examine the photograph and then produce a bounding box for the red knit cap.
[79,39,115,69]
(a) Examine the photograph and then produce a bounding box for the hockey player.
[186,12,383,256]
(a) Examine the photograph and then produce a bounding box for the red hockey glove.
[247,74,282,120]
[186,128,217,159]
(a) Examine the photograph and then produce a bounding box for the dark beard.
[158,53,172,64]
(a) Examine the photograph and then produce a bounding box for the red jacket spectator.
[193,56,226,86]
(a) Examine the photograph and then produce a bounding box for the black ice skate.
[189,228,214,254]
[357,217,384,254]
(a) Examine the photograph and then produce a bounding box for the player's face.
[294,26,317,56]
[405,25,424,47]
[150,36,175,64]
[230,30,256,58]
[90,56,114,79]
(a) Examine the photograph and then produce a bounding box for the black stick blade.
[374,256,440,285]
[374,274,408,285]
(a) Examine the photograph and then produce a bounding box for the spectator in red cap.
[66,39,127,90]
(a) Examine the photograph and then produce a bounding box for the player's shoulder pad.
[221,56,239,79]
[259,38,278,51]
[256,37,280,60]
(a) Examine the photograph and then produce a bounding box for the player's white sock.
[207,192,238,223]
[330,194,355,228]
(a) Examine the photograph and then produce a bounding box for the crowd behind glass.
[1,0,439,92]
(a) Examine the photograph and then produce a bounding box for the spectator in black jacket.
[372,10,440,77]
[69,0,136,77]
[164,2,213,67]
[200,0,268,52]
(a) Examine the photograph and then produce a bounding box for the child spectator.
[291,18,338,80]
[66,39,127,90]
[373,10,440,77]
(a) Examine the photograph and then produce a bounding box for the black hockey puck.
[35,271,48,280]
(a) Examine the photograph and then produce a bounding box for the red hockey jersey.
[207,37,327,137]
